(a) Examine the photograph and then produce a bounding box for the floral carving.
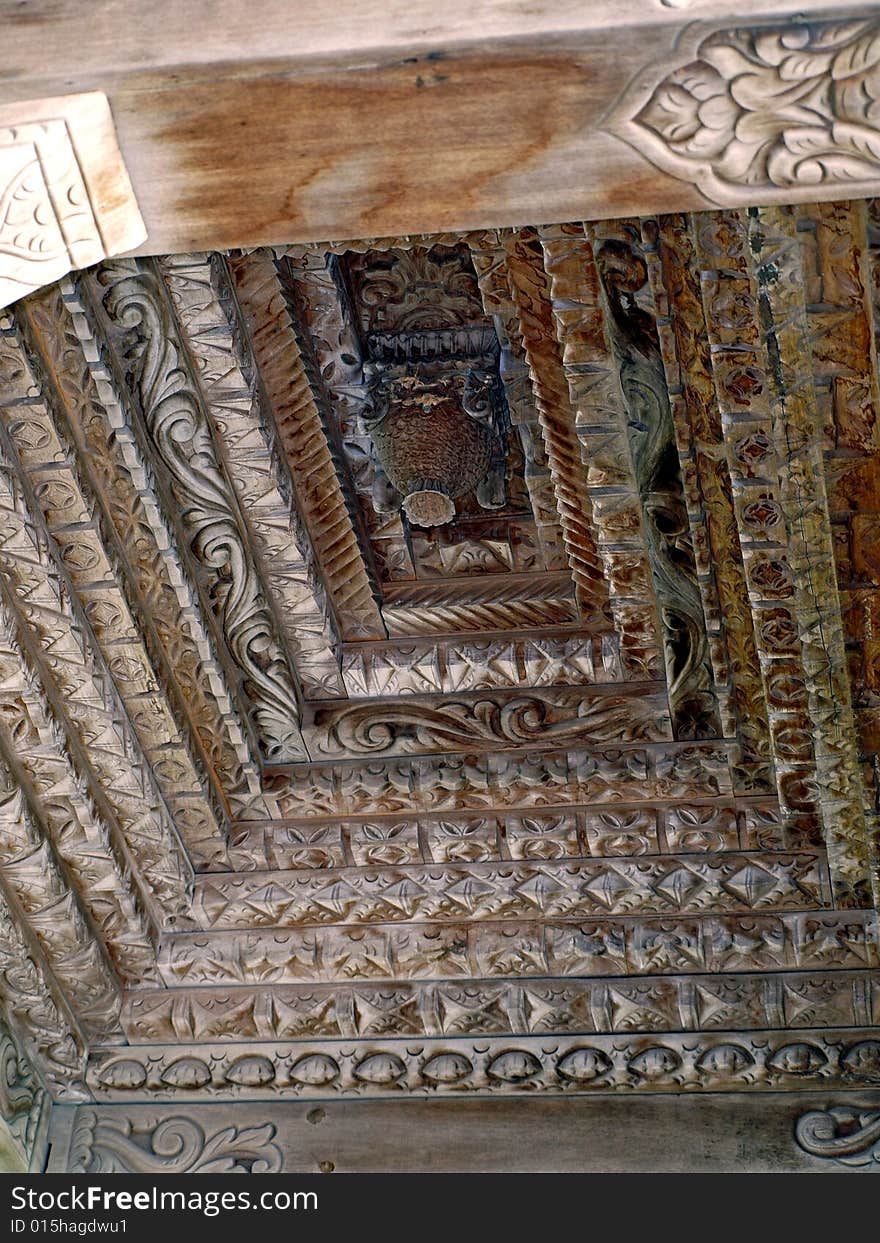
[611,20,880,203]
[69,1111,283,1174]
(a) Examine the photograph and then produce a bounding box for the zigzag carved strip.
[338,631,624,698]
[0,766,122,1044]
[472,230,610,621]
[0,441,193,932]
[539,223,667,685]
[0,882,88,1101]
[194,851,828,931]
[0,601,159,984]
[256,741,736,823]
[644,213,772,790]
[121,967,879,1043]
[694,207,876,908]
[224,796,782,871]
[5,283,269,825]
[229,249,385,641]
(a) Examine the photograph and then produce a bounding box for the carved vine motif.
[308,687,671,757]
[611,19,880,204]
[593,233,719,739]
[97,260,305,762]
[69,1111,282,1174]
[794,1106,880,1167]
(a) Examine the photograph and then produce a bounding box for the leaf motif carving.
[70,1111,283,1174]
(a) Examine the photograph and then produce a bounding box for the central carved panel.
[279,244,569,634]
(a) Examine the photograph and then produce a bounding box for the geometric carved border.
[0,93,145,308]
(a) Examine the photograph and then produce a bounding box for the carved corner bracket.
[0,92,145,308]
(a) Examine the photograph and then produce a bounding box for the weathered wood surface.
[4,3,880,253]
[46,1092,880,1172]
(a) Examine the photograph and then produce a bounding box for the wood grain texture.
[5,5,880,255]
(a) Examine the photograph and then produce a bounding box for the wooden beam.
[45,1092,880,1172]
[3,3,880,255]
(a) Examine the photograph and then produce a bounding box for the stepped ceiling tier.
[1,201,879,1135]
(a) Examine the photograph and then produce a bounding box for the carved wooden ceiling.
[0,200,879,1111]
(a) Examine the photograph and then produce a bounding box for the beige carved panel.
[609,19,880,207]
[0,93,145,307]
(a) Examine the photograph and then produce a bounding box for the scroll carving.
[69,1111,282,1174]
[157,253,345,701]
[592,224,720,740]
[306,686,671,757]
[0,1020,47,1168]
[794,1106,880,1166]
[28,278,270,819]
[97,259,306,762]
[2,295,229,868]
[611,19,880,205]
[0,885,88,1098]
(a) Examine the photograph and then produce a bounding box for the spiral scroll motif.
[98,260,305,762]
[794,1106,880,1167]
[70,1110,283,1174]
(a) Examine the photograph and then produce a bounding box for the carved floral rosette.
[608,18,880,205]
